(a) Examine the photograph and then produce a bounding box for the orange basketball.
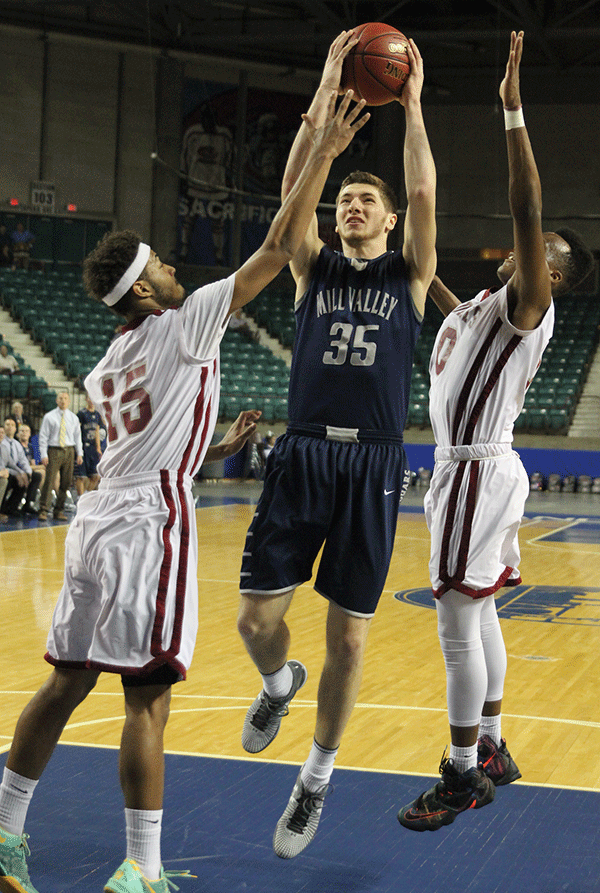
[340,22,410,106]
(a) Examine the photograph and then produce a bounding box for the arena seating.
[407,290,600,433]
[1,267,598,432]
[0,267,116,388]
[220,329,290,422]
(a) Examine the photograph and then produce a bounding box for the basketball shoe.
[273,769,332,859]
[398,754,495,832]
[104,858,196,893]
[242,660,307,753]
[0,828,39,893]
[477,735,522,786]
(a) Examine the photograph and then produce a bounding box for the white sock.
[300,739,338,792]
[0,768,38,837]
[449,743,477,774]
[479,714,502,746]
[261,662,293,699]
[125,808,162,881]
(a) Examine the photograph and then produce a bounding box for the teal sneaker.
[104,858,196,893]
[0,827,39,893]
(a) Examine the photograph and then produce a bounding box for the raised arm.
[502,31,551,330]
[231,90,368,311]
[428,275,461,317]
[282,31,357,201]
[399,39,437,318]
[281,31,359,287]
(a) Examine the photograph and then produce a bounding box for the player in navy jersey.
[398,32,594,834]
[237,31,436,858]
[74,393,105,495]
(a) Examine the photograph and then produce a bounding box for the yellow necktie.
[59,413,66,447]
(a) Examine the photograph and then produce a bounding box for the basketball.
[340,22,410,106]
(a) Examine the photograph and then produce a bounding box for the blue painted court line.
[3,744,599,893]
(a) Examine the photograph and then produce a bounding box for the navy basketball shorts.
[239,432,410,617]
[74,446,100,478]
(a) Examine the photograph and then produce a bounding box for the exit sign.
[30,180,55,213]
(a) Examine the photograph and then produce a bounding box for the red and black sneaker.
[477,735,522,786]
[398,754,495,832]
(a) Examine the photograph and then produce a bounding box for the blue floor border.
[4,744,599,893]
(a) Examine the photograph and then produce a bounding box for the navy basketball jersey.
[78,408,103,451]
[288,245,422,432]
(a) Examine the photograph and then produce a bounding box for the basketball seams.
[341,22,410,105]
[361,65,398,102]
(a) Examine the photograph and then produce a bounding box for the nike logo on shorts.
[384,489,395,495]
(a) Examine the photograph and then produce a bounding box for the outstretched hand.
[302,89,370,159]
[205,410,262,462]
[500,31,524,109]
[320,30,359,94]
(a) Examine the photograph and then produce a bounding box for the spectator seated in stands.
[228,308,259,342]
[0,426,9,522]
[0,344,19,375]
[8,401,33,435]
[17,423,44,513]
[0,417,31,515]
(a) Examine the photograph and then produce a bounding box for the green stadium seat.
[10,377,29,399]
[41,391,57,411]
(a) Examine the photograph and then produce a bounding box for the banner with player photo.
[178,79,375,266]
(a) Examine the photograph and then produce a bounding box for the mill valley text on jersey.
[288,246,422,433]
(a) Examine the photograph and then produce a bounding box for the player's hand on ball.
[397,38,424,106]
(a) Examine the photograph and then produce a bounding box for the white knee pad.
[479,595,507,702]
[436,590,487,728]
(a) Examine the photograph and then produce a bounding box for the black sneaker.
[398,754,495,832]
[477,735,522,786]
[241,660,307,753]
[273,769,332,859]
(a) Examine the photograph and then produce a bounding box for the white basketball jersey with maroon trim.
[429,285,554,448]
[425,284,554,599]
[84,275,234,479]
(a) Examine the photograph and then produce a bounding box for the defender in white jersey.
[0,93,370,893]
[399,32,594,834]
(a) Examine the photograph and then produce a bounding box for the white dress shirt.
[0,436,32,476]
[38,407,83,459]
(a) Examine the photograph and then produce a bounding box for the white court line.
[0,737,598,792]
[3,689,600,730]
[526,517,586,544]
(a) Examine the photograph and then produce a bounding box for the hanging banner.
[178,79,374,266]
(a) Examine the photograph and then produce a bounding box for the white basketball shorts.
[425,444,529,599]
[45,470,198,679]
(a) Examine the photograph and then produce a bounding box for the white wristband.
[504,107,525,130]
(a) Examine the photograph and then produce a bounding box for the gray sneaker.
[242,660,307,753]
[273,769,332,859]
[0,827,40,893]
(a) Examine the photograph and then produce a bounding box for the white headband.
[103,242,151,306]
